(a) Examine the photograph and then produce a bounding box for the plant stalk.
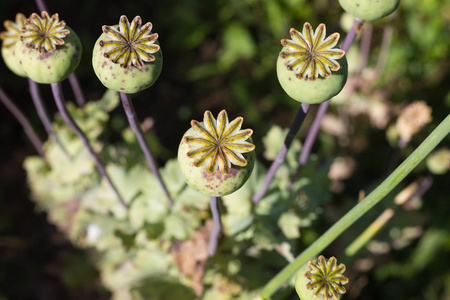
[252,103,310,203]
[120,92,173,207]
[345,174,434,257]
[259,114,450,298]
[208,196,222,256]
[68,74,86,107]
[0,86,44,156]
[29,79,70,158]
[51,83,127,209]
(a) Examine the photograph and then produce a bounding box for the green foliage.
[3,0,448,298]
[24,90,333,299]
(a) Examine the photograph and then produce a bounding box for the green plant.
[1,0,449,299]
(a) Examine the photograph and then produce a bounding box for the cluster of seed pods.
[0,0,402,298]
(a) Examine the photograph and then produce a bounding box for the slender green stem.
[345,174,434,257]
[259,114,450,299]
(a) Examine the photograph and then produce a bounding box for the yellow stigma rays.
[280,22,345,81]
[0,13,26,48]
[19,11,70,53]
[306,256,349,300]
[99,15,160,69]
[184,110,255,174]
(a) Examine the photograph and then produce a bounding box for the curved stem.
[252,103,310,203]
[259,114,450,299]
[120,92,173,208]
[51,83,127,209]
[0,86,44,156]
[29,79,71,158]
[208,196,222,257]
[68,74,86,107]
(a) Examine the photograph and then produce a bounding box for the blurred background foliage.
[0,0,449,299]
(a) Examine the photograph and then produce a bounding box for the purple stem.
[288,18,365,187]
[120,92,173,208]
[35,0,47,12]
[0,86,44,157]
[208,196,222,257]
[252,103,310,203]
[51,83,127,209]
[289,101,330,188]
[342,18,364,53]
[68,74,86,108]
[29,79,70,158]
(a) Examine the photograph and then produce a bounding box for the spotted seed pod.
[178,110,255,197]
[0,13,27,77]
[295,256,349,300]
[339,0,400,21]
[92,15,162,93]
[14,11,81,84]
[276,23,348,104]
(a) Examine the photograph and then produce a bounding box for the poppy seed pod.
[178,110,255,197]
[15,12,81,84]
[295,256,349,300]
[338,0,400,21]
[276,23,347,104]
[0,13,27,77]
[92,15,162,93]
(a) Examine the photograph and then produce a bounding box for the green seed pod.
[0,13,27,77]
[338,0,400,21]
[277,23,348,104]
[92,15,162,94]
[295,256,349,300]
[178,110,255,197]
[15,11,81,84]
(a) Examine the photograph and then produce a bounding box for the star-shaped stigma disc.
[0,13,26,48]
[19,11,70,53]
[305,256,349,300]
[184,110,255,174]
[280,22,345,80]
[99,15,160,69]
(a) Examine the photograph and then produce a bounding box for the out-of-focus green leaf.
[278,211,301,239]
[219,22,256,69]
